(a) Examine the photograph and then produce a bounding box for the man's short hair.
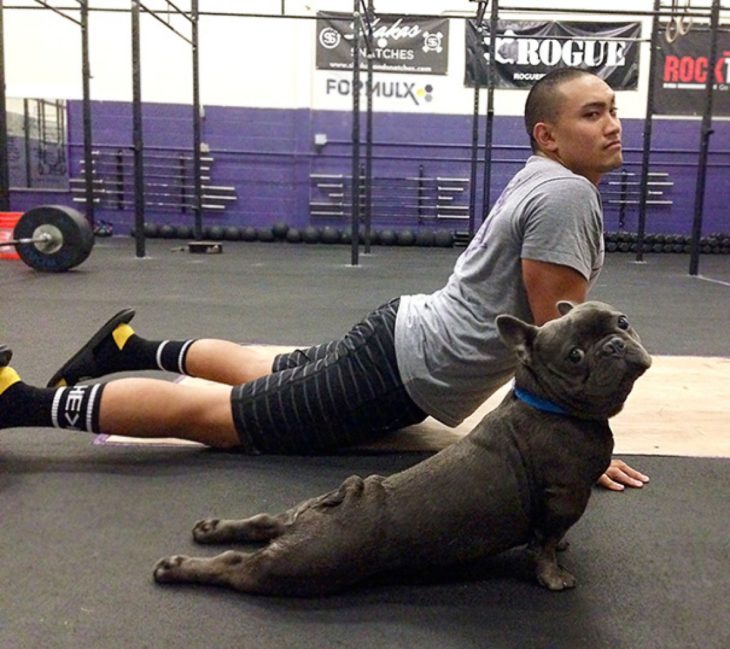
[524,68,597,153]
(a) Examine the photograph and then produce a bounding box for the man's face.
[538,75,622,185]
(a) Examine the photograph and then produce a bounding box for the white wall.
[4,0,707,118]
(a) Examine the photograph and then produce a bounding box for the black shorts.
[230,298,427,454]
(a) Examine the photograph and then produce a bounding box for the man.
[0,68,648,491]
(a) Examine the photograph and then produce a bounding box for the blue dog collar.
[513,387,569,416]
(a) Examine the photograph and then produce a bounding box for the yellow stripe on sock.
[112,323,135,351]
[0,367,21,395]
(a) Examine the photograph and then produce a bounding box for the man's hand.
[597,459,650,491]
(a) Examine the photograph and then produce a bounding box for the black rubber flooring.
[1,238,729,649]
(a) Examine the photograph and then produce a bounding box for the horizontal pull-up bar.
[497,4,721,18]
[10,5,730,20]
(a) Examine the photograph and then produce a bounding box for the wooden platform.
[101,355,730,458]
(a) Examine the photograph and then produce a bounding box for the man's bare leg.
[184,342,298,386]
[99,377,240,448]
[1,365,240,448]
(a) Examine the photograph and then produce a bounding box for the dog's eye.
[617,316,630,330]
[568,348,584,364]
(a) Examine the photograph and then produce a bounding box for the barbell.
[0,206,94,272]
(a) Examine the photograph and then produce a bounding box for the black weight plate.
[14,205,94,272]
[38,206,93,270]
[75,209,95,258]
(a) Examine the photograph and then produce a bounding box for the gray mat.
[1,436,728,649]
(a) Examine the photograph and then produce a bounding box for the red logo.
[663,51,730,84]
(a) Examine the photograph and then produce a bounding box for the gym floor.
[1,238,729,649]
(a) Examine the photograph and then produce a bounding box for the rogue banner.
[653,29,730,116]
[465,20,641,89]
[316,12,449,75]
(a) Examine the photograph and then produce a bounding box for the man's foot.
[0,360,104,432]
[0,357,26,430]
[46,308,136,387]
[0,358,21,403]
[0,345,12,367]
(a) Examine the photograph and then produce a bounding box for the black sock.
[94,328,197,376]
[51,383,105,432]
[0,367,105,433]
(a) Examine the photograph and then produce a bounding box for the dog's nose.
[602,336,626,356]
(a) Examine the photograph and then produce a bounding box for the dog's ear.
[496,314,538,363]
[557,301,575,316]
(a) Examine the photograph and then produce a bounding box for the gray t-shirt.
[394,156,605,426]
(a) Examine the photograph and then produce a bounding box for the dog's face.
[496,301,652,419]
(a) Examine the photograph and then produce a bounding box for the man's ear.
[496,314,538,364]
[557,301,575,316]
[533,122,557,153]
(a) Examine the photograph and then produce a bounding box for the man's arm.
[521,258,650,491]
[521,259,588,325]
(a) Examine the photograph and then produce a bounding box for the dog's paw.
[153,555,189,583]
[193,518,221,543]
[536,564,577,591]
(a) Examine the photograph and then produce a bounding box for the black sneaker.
[0,345,12,367]
[46,308,136,387]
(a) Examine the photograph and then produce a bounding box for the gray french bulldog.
[153,300,651,596]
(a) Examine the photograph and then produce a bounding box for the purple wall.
[9,100,730,237]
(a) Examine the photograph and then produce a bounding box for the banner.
[316,12,449,75]
[465,20,641,89]
[653,29,730,116]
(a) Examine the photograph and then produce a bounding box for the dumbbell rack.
[601,169,674,230]
[69,149,237,213]
[309,168,470,226]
